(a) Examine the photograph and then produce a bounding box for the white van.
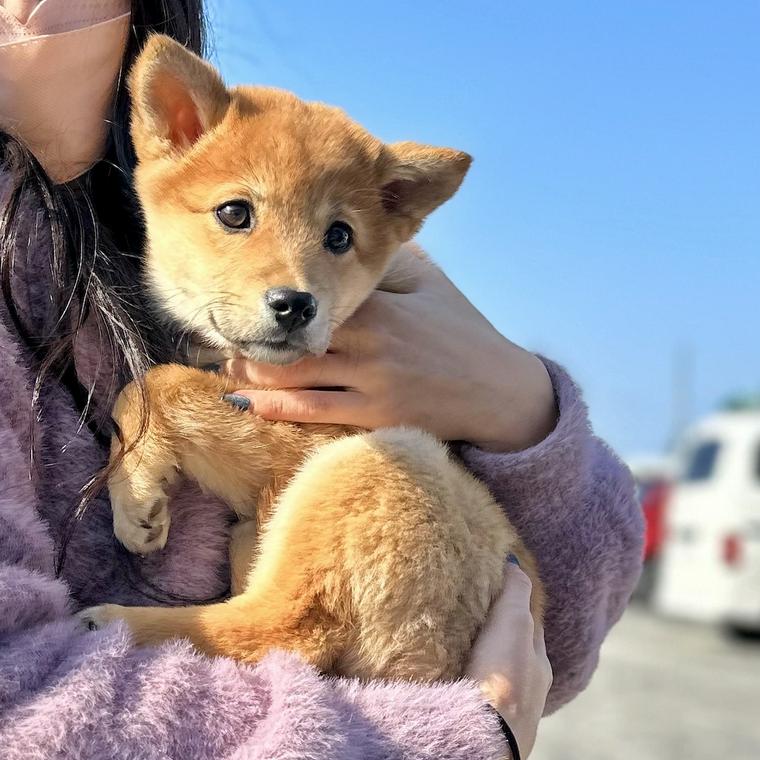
[654,410,760,631]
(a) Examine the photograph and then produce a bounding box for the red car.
[640,479,670,562]
[628,458,674,602]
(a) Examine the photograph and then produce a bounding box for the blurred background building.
[208,2,760,757]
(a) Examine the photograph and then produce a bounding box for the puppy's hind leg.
[79,576,344,671]
[81,450,355,668]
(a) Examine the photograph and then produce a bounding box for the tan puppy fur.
[82,35,545,682]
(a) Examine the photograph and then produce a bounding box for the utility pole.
[669,342,694,448]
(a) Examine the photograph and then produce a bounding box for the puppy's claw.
[77,604,123,632]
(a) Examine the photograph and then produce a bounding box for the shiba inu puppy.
[81,35,544,681]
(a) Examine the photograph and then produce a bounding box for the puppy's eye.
[323,221,353,255]
[215,201,253,231]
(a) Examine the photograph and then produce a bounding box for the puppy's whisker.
[165,295,240,359]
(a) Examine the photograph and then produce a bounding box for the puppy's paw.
[77,604,126,632]
[112,487,171,555]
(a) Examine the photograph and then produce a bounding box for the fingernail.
[507,553,520,567]
[223,393,251,411]
[202,362,221,373]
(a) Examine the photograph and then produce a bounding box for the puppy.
[81,35,545,681]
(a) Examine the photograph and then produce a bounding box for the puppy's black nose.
[265,288,318,332]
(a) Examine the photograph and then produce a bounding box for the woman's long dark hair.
[0,1,207,577]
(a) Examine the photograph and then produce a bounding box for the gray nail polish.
[223,393,251,411]
[507,553,520,567]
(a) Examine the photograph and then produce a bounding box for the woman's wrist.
[480,679,530,757]
[466,347,558,453]
[486,705,522,760]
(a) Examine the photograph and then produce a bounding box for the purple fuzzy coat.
[0,181,643,759]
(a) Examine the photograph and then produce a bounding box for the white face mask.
[0,0,131,183]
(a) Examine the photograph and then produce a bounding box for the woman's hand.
[466,560,552,757]
[224,245,557,451]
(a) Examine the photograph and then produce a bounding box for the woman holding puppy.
[0,1,642,758]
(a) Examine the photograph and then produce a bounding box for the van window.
[683,441,720,482]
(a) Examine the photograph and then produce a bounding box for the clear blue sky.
[206,0,759,457]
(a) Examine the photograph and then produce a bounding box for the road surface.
[532,605,760,760]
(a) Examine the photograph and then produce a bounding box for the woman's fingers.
[534,621,549,654]
[377,241,434,293]
[467,563,535,673]
[466,561,551,758]
[534,622,553,690]
[223,353,360,390]
[228,388,372,426]
[488,563,535,624]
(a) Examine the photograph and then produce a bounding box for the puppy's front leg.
[229,519,259,595]
[108,364,307,554]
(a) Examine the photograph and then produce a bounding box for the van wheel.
[726,623,760,640]
[631,558,659,605]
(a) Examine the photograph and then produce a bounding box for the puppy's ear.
[128,34,230,162]
[380,142,472,239]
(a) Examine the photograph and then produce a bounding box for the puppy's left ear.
[380,142,472,239]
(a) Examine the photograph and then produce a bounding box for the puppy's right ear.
[128,34,230,162]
